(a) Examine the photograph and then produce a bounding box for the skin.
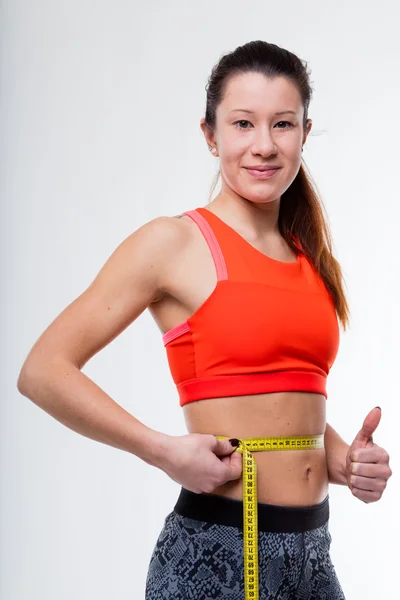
[17,73,391,509]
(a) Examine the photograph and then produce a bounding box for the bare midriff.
[183,390,328,507]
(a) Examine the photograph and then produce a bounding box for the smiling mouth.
[245,166,281,171]
[244,167,281,178]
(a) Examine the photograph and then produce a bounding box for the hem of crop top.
[177,371,328,406]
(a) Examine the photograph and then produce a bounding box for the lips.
[245,166,280,171]
[244,167,280,179]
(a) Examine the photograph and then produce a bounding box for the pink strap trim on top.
[183,209,228,281]
[162,321,191,346]
[161,209,228,347]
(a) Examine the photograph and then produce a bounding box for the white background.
[1,1,399,598]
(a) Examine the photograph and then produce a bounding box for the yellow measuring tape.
[216,434,324,600]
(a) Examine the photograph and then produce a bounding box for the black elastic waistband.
[174,487,329,533]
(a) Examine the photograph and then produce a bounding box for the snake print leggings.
[145,488,346,600]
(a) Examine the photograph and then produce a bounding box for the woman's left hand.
[345,407,392,503]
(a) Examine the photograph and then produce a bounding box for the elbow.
[17,355,49,397]
[17,354,77,397]
[17,361,37,396]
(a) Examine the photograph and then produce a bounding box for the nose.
[251,127,277,156]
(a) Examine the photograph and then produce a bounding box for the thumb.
[212,437,240,457]
[221,449,243,482]
[351,406,382,449]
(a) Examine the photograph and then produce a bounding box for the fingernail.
[229,438,239,447]
[375,406,381,410]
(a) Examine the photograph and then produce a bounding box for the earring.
[208,146,217,154]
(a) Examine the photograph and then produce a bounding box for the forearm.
[324,422,350,485]
[17,358,171,467]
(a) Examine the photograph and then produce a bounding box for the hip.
[145,489,346,599]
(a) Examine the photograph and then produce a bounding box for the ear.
[302,118,312,146]
[200,118,217,152]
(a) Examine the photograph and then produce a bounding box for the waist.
[201,432,328,506]
[184,395,328,505]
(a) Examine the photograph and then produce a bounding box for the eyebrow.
[229,109,298,116]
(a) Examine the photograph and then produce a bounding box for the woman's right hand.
[159,433,243,494]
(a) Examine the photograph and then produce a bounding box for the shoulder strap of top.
[183,210,228,281]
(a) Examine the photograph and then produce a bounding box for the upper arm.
[18,216,188,379]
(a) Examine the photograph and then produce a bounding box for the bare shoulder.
[128,213,193,277]
[136,212,192,250]
[142,212,197,300]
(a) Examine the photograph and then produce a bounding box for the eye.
[234,120,252,130]
[275,121,294,129]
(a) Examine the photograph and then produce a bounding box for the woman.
[17,41,391,600]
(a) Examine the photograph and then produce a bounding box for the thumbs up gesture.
[345,407,392,503]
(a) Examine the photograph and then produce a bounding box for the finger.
[349,474,387,492]
[350,487,382,503]
[222,452,243,481]
[350,462,392,479]
[349,447,389,463]
[351,407,381,449]
[212,437,240,456]
[360,407,382,439]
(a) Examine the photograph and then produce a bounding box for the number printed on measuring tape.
[215,433,324,600]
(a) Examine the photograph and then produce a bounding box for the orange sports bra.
[162,207,340,407]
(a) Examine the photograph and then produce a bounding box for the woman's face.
[201,72,312,207]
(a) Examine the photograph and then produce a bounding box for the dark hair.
[204,40,350,330]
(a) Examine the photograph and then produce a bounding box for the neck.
[206,188,281,240]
